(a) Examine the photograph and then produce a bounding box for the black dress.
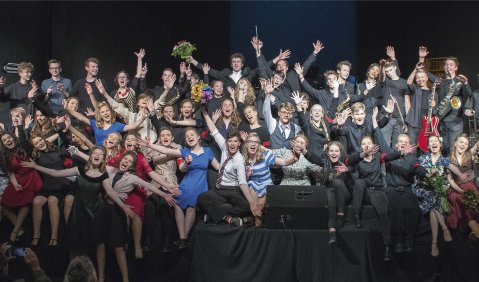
[36,148,73,199]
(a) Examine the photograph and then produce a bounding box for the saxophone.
[437,80,463,120]
[336,85,350,117]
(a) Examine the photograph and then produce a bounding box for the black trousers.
[386,186,420,240]
[325,179,352,228]
[198,187,251,223]
[352,179,391,243]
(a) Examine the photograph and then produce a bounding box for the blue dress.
[177,147,213,209]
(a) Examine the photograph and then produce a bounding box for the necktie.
[281,124,287,138]
[112,171,124,188]
[216,155,234,189]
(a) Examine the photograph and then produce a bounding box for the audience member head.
[336,61,352,81]
[104,132,122,150]
[243,132,264,162]
[360,135,375,153]
[384,61,398,80]
[276,59,289,75]
[95,102,116,127]
[230,53,245,72]
[272,71,286,88]
[124,131,140,152]
[350,102,366,125]
[158,127,174,146]
[136,93,151,112]
[235,78,255,106]
[85,146,107,172]
[64,256,98,282]
[84,57,100,78]
[310,104,324,123]
[117,151,138,174]
[30,135,55,158]
[243,105,258,125]
[415,69,429,87]
[10,107,26,126]
[65,97,79,112]
[114,71,129,88]
[184,127,201,148]
[225,130,242,156]
[323,70,338,90]
[428,135,442,155]
[180,99,194,119]
[444,57,459,76]
[162,68,174,85]
[17,62,34,82]
[278,102,295,125]
[326,141,344,163]
[366,63,380,80]
[212,80,223,97]
[47,59,62,78]
[301,93,310,111]
[451,133,471,166]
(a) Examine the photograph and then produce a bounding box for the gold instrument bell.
[451,96,461,109]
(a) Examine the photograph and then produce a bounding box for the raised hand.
[95,79,107,94]
[401,144,417,156]
[141,63,148,76]
[291,91,303,106]
[251,36,263,51]
[386,46,396,60]
[135,137,150,148]
[179,61,187,74]
[202,63,210,74]
[418,46,429,58]
[264,79,274,94]
[379,59,387,67]
[415,62,425,70]
[162,193,178,207]
[372,107,379,120]
[212,109,222,124]
[383,99,395,114]
[335,162,348,174]
[277,49,291,61]
[294,63,303,76]
[146,98,154,113]
[84,83,93,96]
[227,86,235,98]
[0,76,6,86]
[312,40,325,54]
[166,74,176,90]
[331,76,340,90]
[24,115,32,128]
[85,107,95,117]
[240,131,248,141]
[365,144,380,156]
[259,78,267,90]
[46,86,53,95]
[366,79,376,90]
[134,48,146,59]
[457,74,469,85]
[27,80,38,99]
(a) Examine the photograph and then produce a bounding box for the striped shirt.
[248,149,276,197]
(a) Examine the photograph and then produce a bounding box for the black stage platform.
[2,205,479,282]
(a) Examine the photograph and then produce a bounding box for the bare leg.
[430,211,439,256]
[32,196,47,245]
[174,205,186,239]
[114,247,129,282]
[64,195,74,224]
[468,220,479,238]
[255,196,266,227]
[4,207,17,226]
[96,243,106,282]
[433,209,452,242]
[184,207,196,238]
[131,214,143,259]
[47,196,60,245]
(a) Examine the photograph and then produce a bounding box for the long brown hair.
[234,78,256,106]
[30,135,56,159]
[31,111,53,138]
[216,97,241,130]
[0,132,27,173]
[450,133,472,167]
[117,151,138,175]
[85,146,107,173]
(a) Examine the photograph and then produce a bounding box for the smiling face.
[162,70,173,85]
[99,105,112,122]
[310,105,323,122]
[278,107,293,124]
[1,134,16,150]
[85,62,99,77]
[137,96,150,110]
[230,57,243,72]
[454,136,469,154]
[367,66,380,80]
[328,144,341,163]
[226,136,241,155]
[294,136,307,151]
[159,129,173,146]
[444,59,458,75]
[395,135,410,151]
[18,69,32,82]
[71,133,83,147]
[213,81,223,96]
[162,106,174,119]
[326,74,337,90]
[124,134,138,152]
[48,62,62,77]
[244,107,258,125]
[428,136,442,154]
[272,74,284,88]
[35,110,47,125]
[246,135,260,156]
[415,72,428,87]
[67,98,79,112]
[118,154,134,172]
[237,79,248,92]
[181,101,193,118]
[32,136,47,151]
[337,65,350,81]
[361,136,374,153]
[10,112,23,126]
[90,148,105,167]
[104,133,121,149]
[221,100,234,118]
[352,109,366,125]
[185,129,200,148]
[116,72,129,88]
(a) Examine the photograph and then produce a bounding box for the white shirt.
[211,130,247,186]
[229,70,242,84]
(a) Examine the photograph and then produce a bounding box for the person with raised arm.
[198,107,261,227]
[137,127,219,249]
[21,146,134,282]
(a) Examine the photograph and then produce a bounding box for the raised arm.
[201,107,219,134]
[302,40,324,75]
[123,111,147,132]
[84,83,99,112]
[136,137,182,157]
[134,48,145,78]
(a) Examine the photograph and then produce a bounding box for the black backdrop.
[1,1,479,121]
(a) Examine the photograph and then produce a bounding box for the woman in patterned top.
[242,132,298,227]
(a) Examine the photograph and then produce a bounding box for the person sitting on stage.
[243,132,299,227]
[347,108,417,261]
[198,108,261,227]
[447,133,479,241]
[412,135,468,257]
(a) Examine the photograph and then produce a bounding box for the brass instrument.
[437,80,463,119]
[336,85,350,117]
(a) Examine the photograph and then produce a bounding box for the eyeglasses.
[279,111,293,116]
[247,140,260,145]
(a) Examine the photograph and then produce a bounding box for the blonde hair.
[104,132,122,158]
[95,102,116,128]
[234,78,256,106]
[10,107,26,120]
[242,132,266,164]
[17,62,34,73]
[350,102,365,113]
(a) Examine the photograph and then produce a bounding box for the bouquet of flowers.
[171,41,197,60]
[191,81,213,105]
[462,189,479,211]
[422,165,450,213]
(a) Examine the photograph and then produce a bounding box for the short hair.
[64,256,98,282]
[17,62,34,73]
[114,71,129,86]
[212,80,223,87]
[279,102,295,113]
[277,59,289,68]
[336,60,352,71]
[230,53,245,65]
[350,102,365,113]
[10,107,26,119]
[445,57,459,67]
[159,127,173,135]
[84,57,100,67]
[384,60,397,68]
[47,59,62,67]
[226,130,242,141]
[163,68,174,75]
[295,133,309,147]
[273,70,286,79]
[191,72,200,80]
[397,133,410,142]
[323,70,338,79]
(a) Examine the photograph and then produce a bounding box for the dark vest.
[270,122,298,149]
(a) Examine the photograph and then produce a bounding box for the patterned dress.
[413,153,451,214]
[274,149,320,186]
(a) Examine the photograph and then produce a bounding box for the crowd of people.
[0,37,479,280]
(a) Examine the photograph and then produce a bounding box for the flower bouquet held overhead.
[171,41,197,60]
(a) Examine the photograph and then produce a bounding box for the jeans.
[381,118,405,148]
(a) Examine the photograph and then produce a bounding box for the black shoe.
[353,214,362,228]
[177,239,188,250]
[384,244,393,261]
[329,231,337,245]
[336,215,345,229]
[404,237,414,253]
[231,217,243,227]
[394,241,404,253]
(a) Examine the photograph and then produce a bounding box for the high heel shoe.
[49,238,58,246]
[431,242,439,257]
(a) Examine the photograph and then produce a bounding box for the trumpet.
[451,96,461,109]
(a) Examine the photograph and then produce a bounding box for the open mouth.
[126,143,134,150]
[120,163,128,170]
